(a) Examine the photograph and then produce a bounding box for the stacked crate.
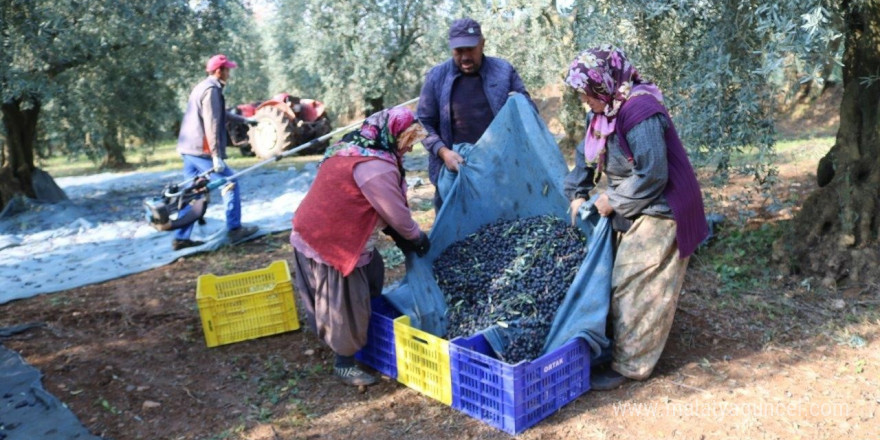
[356,298,591,434]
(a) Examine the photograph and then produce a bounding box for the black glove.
[383,228,430,257]
[411,231,430,257]
[383,227,415,253]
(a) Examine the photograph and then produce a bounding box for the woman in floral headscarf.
[290,106,429,387]
[563,45,708,390]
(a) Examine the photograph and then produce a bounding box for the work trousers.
[291,248,384,356]
[610,215,689,380]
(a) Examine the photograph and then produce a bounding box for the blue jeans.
[174,155,241,240]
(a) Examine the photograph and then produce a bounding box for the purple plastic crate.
[354,296,402,379]
[450,334,591,435]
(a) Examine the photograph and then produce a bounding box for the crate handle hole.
[469,358,491,369]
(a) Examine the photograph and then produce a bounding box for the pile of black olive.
[433,215,588,363]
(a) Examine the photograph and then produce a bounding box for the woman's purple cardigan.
[616,95,709,258]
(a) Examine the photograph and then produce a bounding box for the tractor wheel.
[248,106,296,159]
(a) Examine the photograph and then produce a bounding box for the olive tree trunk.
[0,97,41,209]
[782,1,880,285]
[101,122,128,169]
[0,96,68,211]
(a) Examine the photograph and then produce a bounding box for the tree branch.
[46,43,126,79]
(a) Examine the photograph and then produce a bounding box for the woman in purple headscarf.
[291,107,429,387]
[563,45,708,390]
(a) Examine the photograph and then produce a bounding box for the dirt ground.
[2,89,879,439]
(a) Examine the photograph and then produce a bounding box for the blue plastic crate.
[355,296,402,379]
[450,334,591,435]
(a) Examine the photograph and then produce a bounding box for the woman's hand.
[438,147,465,172]
[595,193,614,217]
[569,197,586,225]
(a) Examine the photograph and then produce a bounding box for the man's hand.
[212,155,227,173]
[595,193,614,217]
[569,197,586,226]
[438,146,465,172]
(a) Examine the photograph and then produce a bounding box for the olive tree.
[0,0,266,210]
[785,1,880,283]
[269,0,446,120]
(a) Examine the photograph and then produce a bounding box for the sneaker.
[334,365,377,387]
[590,369,629,391]
[227,225,258,244]
[172,239,204,251]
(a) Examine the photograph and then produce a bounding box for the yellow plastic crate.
[393,315,452,405]
[197,260,300,347]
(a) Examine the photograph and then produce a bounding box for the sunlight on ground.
[762,136,833,164]
[693,136,834,176]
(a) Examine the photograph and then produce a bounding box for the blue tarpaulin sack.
[542,198,613,356]
[383,94,612,359]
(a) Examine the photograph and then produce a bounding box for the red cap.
[205,54,238,73]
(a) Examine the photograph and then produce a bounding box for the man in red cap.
[173,54,257,251]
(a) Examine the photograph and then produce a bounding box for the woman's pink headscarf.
[322,106,416,164]
[320,106,419,194]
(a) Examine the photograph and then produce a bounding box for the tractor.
[227,93,332,158]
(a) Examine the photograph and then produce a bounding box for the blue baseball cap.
[448,18,482,49]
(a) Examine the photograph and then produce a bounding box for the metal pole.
[206,97,420,191]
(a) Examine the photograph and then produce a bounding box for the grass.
[682,136,833,307]
[38,139,329,178]
[701,223,784,295]
[773,135,834,158]
[38,128,427,181]
[40,129,832,180]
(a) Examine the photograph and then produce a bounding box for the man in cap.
[173,54,258,250]
[417,17,535,211]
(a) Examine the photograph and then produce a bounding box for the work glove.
[383,227,430,257]
[212,155,227,173]
[411,231,430,257]
[245,117,258,126]
[383,227,414,253]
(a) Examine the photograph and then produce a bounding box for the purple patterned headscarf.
[565,45,652,118]
[565,45,662,165]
